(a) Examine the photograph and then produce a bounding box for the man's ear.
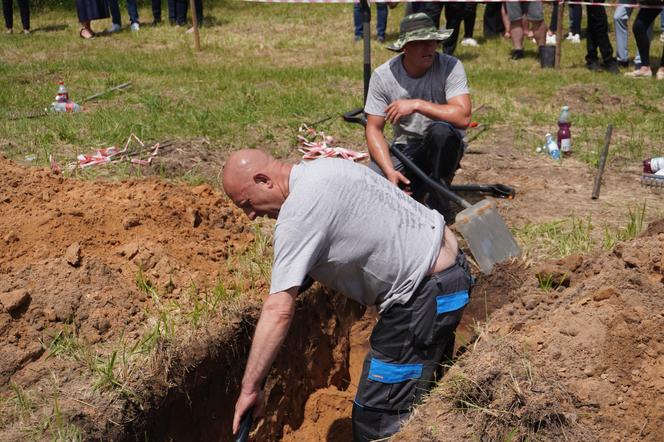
[253,173,272,187]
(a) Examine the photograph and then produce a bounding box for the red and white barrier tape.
[243,0,664,9]
[297,124,368,161]
[68,134,162,171]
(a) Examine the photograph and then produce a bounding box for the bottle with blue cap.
[545,133,560,160]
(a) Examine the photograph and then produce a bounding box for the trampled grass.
[1,1,663,169]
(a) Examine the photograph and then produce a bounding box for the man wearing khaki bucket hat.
[365,13,472,220]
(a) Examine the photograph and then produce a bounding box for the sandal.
[79,28,94,39]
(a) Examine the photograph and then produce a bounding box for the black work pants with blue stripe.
[352,252,472,441]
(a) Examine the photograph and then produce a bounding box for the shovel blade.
[454,199,521,275]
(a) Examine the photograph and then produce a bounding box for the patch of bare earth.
[398,226,664,441]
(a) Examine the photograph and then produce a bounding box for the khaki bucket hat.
[387,12,453,52]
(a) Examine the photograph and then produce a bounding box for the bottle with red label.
[55,81,69,103]
[557,105,571,156]
[643,157,664,174]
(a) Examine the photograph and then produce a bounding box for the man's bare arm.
[385,94,472,129]
[232,287,298,433]
[365,114,410,187]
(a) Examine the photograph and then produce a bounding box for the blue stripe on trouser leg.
[436,290,469,314]
[367,358,423,384]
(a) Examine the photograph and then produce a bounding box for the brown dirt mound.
[398,222,664,441]
[0,154,252,385]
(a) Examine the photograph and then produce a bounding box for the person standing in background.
[76,0,109,39]
[353,1,389,43]
[185,0,203,32]
[2,0,30,34]
[418,1,465,55]
[151,0,176,25]
[107,0,141,32]
[460,1,479,47]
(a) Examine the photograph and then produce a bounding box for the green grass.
[2,2,663,170]
[517,202,648,259]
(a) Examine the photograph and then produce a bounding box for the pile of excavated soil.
[399,222,664,441]
[0,153,252,386]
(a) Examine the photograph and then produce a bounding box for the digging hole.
[122,261,524,441]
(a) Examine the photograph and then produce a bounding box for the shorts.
[352,252,473,441]
[506,1,544,22]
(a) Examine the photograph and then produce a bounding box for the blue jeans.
[109,0,139,25]
[353,3,388,39]
[613,0,651,64]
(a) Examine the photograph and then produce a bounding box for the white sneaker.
[108,23,121,33]
[569,33,580,44]
[546,33,556,46]
[461,37,479,47]
[130,22,140,32]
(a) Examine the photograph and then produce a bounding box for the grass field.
[1,0,663,170]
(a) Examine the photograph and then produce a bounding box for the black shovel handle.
[389,146,472,209]
[342,107,367,127]
[235,408,254,442]
[449,183,515,199]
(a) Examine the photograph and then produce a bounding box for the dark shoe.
[376,36,385,43]
[510,49,524,60]
[152,19,161,27]
[586,59,601,71]
[603,60,619,75]
[354,35,362,43]
[618,60,629,68]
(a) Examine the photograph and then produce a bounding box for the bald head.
[222,149,292,220]
[222,149,274,196]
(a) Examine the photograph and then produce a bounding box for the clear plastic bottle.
[55,81,69,103]
[643,157,664,174]
[545,133,560,160]
[557,105,572,156]
[51,101,81,113]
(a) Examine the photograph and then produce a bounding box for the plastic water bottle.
[545,133,560,160]
[51,101,81,113]
[557,105,572,156]
[643,157,664,174]
[55,81,69,103]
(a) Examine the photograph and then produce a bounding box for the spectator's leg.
[633,8,660,70]
[506,2,525,50]
[17,0,29,30]
[526,1,545,46]
[482,2,504,39]
[167,0,176,24]
[549,1,557,35]
[352,3,362,40]
[442,2,464,55]
[2,0,13,30]
[108,0,121,26]
[614,4,631,65]
[175,0,187,25]
[587,6,615,66]
[570,4,582,35]
[152,0,161,23]
[126,0,139,24]
[376,3,388,41]
[463,2,476,39]
[501,3,511,37]
[422,2,443,29]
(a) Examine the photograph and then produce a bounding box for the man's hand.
[232,386,265,435]
[385,99,420,125]
[385,169,411,192]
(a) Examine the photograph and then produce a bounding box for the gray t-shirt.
[270,158,444,313]
[364,52,469,145]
